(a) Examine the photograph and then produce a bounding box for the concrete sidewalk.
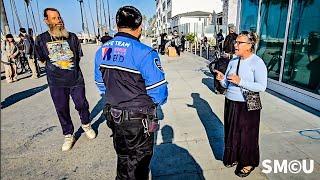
[1,44,319,180]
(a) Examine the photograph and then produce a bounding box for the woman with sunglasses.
[214,31,267,177]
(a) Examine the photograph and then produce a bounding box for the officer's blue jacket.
[94,32,168,108]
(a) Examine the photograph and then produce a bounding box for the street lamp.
[77,0,85,32]
[106,0,111,31]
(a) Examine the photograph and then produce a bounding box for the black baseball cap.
[19,28,26,33]
[6,34,14,38]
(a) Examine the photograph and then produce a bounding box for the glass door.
[256,0,290,81]
[282,0,320,95]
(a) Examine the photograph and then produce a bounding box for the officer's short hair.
[116,6,142,30]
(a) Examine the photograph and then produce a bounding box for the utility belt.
[103,104,159,136]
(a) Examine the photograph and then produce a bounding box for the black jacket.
[223,33,238,54]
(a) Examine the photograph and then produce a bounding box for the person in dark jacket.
[216,29,224,53]
[214,25,238,94]
[180,32,186,52]
[94,6,168,180]
[100,32,113,44]
[223,24,238,59]
[18,32,38,78]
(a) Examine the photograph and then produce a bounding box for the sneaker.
[82,124,96,139]
[62,134,75,151]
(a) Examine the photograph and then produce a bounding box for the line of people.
[16,5,267,180]
[1,28,40,83]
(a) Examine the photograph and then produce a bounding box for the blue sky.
[3,0,156,35]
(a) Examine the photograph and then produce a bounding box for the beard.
[48,24,69,38]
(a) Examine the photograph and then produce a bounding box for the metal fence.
[187,42,221,62]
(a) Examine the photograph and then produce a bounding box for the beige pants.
[27,58,38,77]
[4,62,17,82]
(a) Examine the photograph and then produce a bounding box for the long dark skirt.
[223,98,261,167]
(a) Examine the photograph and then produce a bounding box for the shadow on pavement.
[151,125,205,180]
[187,93,224,160]
[157,106,164,121]
[75,94,106,140]
[1,84,48,109]
[201,69,218,94]
[202,77,216,93]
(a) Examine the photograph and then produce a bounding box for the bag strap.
[236,57,241,75]
[235,57,246,96]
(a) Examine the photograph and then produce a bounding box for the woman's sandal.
[224,162,238,168]
[235,166,255,177]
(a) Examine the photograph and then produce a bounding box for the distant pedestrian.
[172,30,181,56]
[216,29,224,53]
[34,8,96,151]
[223,24,238,59]
[160,33,167,55]
[1,34,19,83]
[215,31,267,177]
[214,25,238,94]
[100,32,113,44]
[18,31,39,78]
[180,32,186,52]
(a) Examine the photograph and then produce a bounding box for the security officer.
[94,6,168,180]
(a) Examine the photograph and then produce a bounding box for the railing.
[186,41,221,62]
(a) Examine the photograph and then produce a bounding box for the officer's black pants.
[112,118,154,180]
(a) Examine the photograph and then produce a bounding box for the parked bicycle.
[16,54,30,74]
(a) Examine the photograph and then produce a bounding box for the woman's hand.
[227,73,241,85]
[214,70,224,81]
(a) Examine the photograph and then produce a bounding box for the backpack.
[174,37,181,46]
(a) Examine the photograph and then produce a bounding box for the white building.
[155,0,223,35]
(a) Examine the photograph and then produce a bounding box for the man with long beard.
[34,8,96,151]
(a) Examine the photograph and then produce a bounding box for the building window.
[239,0,259,32]
[163,16,166,23]
[167,11,171,19]
[282,0,320,94]
[163,1,166,11]
[167,0,171,6]
[256,0,289,81]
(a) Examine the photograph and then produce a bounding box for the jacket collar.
[115,32,140,42]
